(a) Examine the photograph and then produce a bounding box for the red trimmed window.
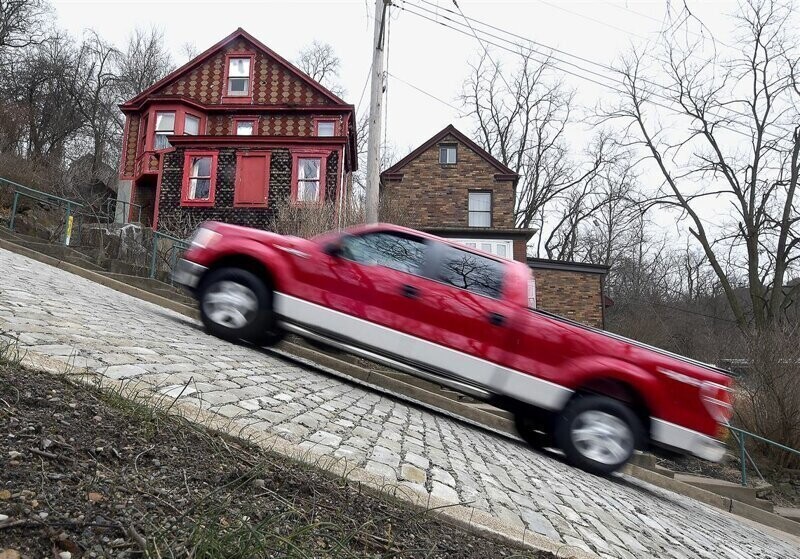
[181,151,217,206]
[235,151,270,207]
[234,117,257,136]
[154,111,175,150]
[291,151,328,205]
[223,53,255,102]
[315,119,337,137]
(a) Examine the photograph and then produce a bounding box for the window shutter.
[235,152,270,206]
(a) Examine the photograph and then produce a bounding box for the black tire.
[514,411,554,449]
[554,395,642,475]
[198,267,284,346]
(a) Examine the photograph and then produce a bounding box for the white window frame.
[154,111,175,150]
[227,57,251,96]
[439,144,457,164]
[184,114,200,136]
[236,121,255,136]
[451,239,514,260]
[468,191,492,227]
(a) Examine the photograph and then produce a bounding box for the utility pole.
[365,0,389,224]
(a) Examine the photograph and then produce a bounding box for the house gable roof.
[381,124,517,180]
[121,28,348,109]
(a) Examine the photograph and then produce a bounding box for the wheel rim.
[202,281,258,329]
[570,410,634,465]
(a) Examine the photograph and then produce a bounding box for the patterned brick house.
[117,28,356,231]
[380,124,609,328]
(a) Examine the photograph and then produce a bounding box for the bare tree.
[606,0,800,330]
[462,50,621,257]
[116,27,174,103]
[0,0,50,50]
[295,40,344,97]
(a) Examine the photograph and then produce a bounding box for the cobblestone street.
[1,248,798,558]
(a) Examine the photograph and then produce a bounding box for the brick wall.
[381,134,515,229]
[533,268,604,328]
[156,147,339,231]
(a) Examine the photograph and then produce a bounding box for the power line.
[356,61,373,116]
[601,1,735,49]
[397,0,797,147]
[407,0,795,143]
[533,0,651,41]
[451,0,513,93]
[388,71,468,116]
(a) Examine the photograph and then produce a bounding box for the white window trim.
[439,144,457,164]
[451,239,514,260]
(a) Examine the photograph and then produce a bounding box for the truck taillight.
[700,381,734,423]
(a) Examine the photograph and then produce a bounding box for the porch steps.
[674,474,775,511]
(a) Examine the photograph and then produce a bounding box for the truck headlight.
[190,227,221,249]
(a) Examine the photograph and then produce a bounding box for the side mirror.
[324,233,354,258]
[324,237,346,257]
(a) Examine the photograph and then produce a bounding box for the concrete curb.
[14,350,596,559]
[3,238,799,543]
[622,464,800,539]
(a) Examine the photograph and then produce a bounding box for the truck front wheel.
[554,395,642,475]
[199,267,284,346]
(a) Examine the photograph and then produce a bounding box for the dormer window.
[227,57,251,96]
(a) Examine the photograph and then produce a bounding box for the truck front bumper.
[651,419,726,462]
[172,258,207,291]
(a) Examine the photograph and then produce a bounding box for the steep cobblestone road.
[1,248,798,558]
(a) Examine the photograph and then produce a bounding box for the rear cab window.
[434,243,505,299]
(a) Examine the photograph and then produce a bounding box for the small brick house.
[380,125,535,262]
[117,28,357,231]
[381,124,609,328]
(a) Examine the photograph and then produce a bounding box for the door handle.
[401,284,420,299]
[488,311,506,326]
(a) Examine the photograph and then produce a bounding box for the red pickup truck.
[173,221,734,474]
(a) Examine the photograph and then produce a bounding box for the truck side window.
[341,232,427,275]
[436,245,504,299]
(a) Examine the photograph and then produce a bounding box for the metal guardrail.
[0,177,83,244]
[106,198,142,224]
[728,425,800,486]
[149,230,190,282]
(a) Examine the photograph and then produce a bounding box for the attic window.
[439,144,457,164]
[227,56,252,96]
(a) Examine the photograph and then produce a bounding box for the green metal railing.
[149,230,190,282]
[1,177,83,244]
[106,198,142,224]
[728,425,800,486]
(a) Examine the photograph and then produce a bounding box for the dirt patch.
[0,365,551,558]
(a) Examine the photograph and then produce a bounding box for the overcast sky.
[49,0,738,153]
[47,0,746,245]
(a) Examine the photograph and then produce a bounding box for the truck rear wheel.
[554,395,641,475]
[199,267,283,346]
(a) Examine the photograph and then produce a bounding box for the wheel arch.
[202,254,271,286]
[570,377,652,443]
